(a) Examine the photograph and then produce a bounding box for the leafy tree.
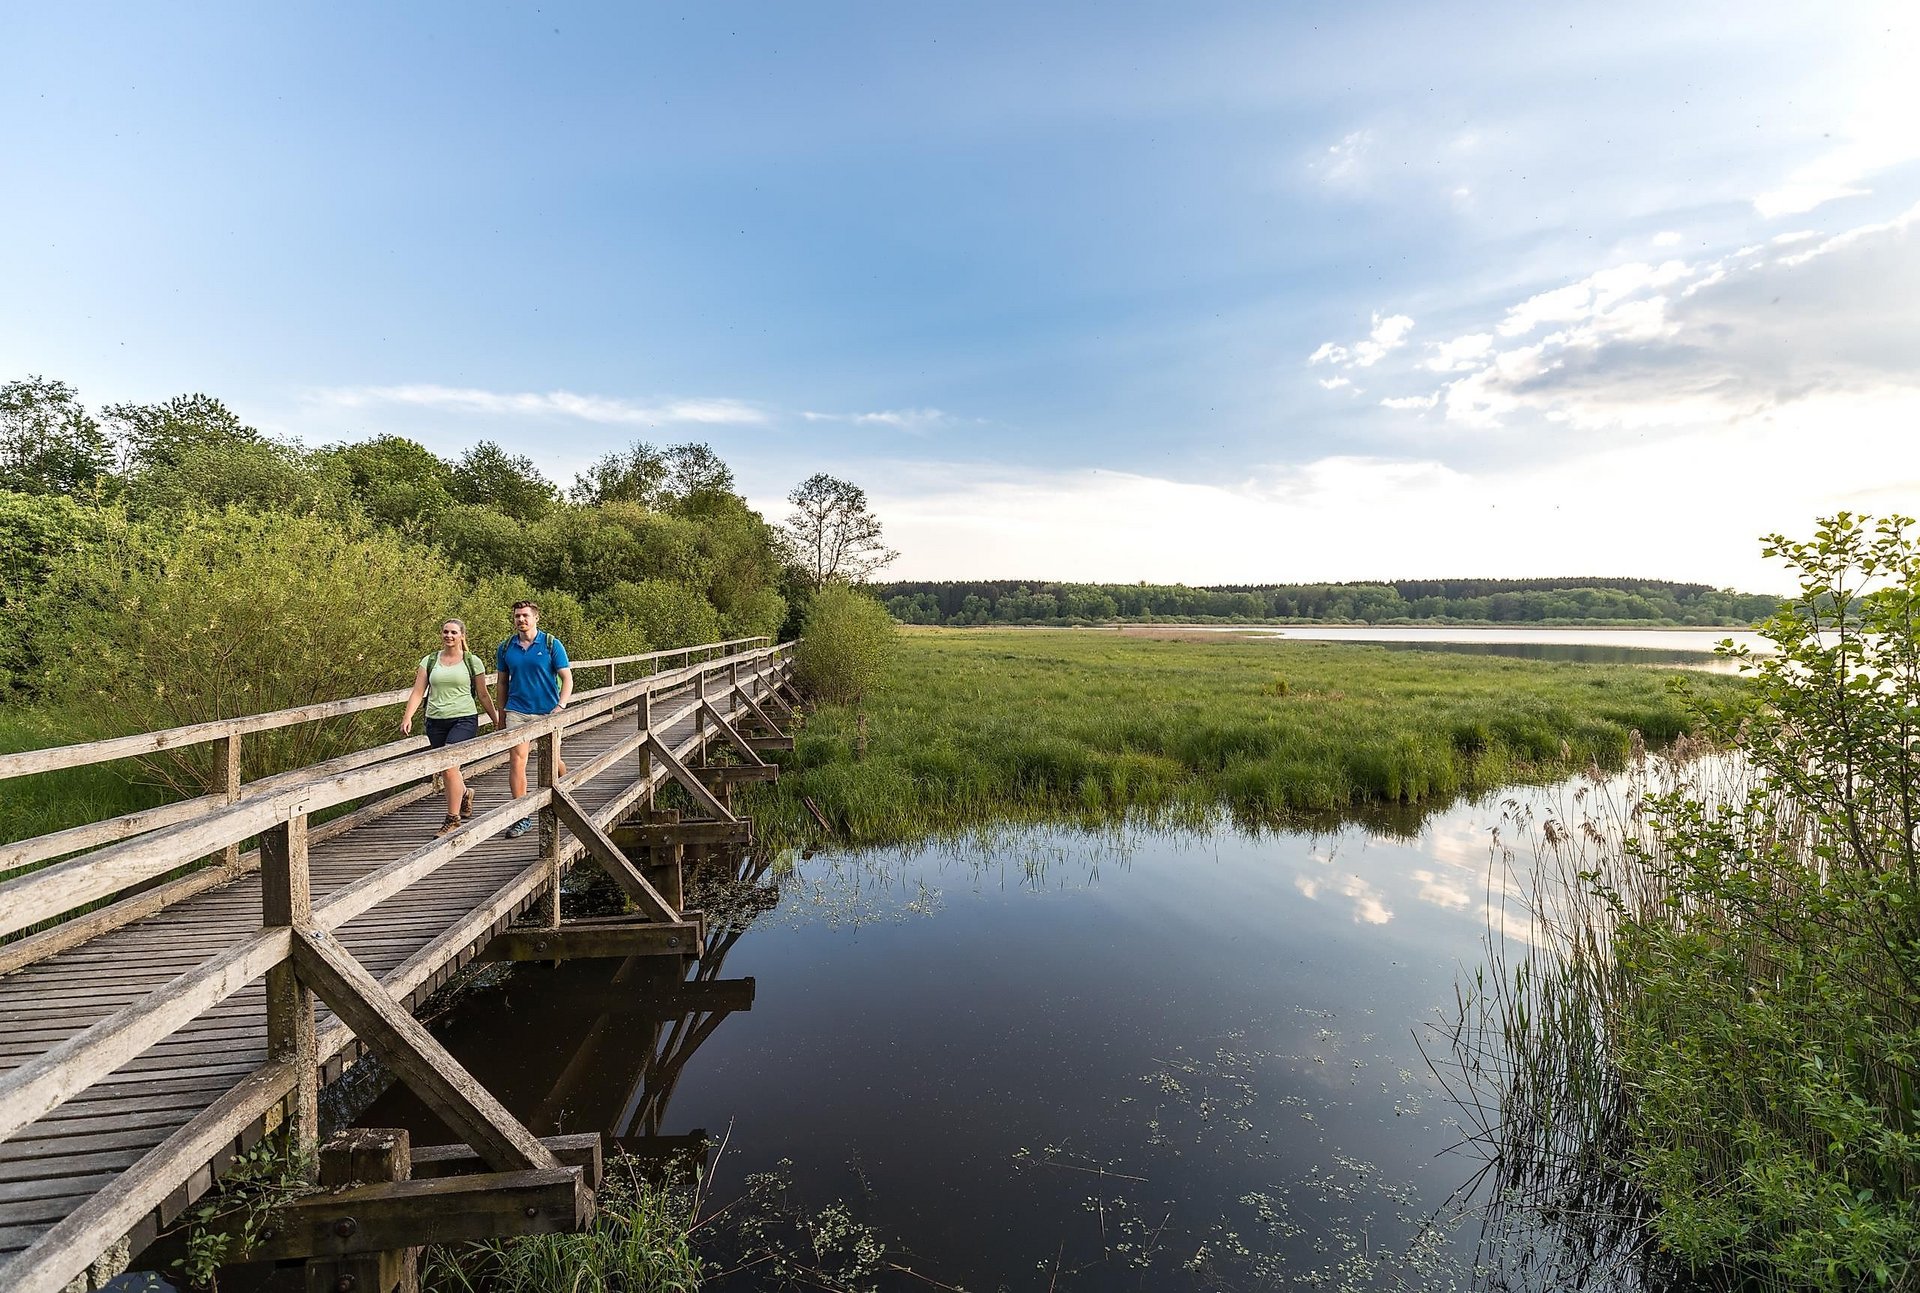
[723,585,789,643]
[450,441,554,522]
[105,393,262,473]
[662,442,735,502]
[675,489,786,617]
[0,376,114,496]
[319,435,457,528]
[120,440,346,516]
[794,584,896,705]
[594,578,723,650]
[0,492,115,689]
[569,441,733,509]
[1534,512,1920,1286]
[570,443,667,507]
[433,503,533,580]
[784,473,897,591]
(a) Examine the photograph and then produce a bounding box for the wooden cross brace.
[643,734,739,822]
[551,788,680,922]
[699,699,769,766]
[290,928,562,1176]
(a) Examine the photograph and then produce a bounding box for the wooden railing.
[0,636,770,880]
[0,635,796,1293]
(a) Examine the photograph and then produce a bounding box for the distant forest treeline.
[876,577,1780,627]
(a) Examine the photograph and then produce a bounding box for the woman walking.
[400,618,501,837]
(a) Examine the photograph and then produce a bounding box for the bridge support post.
[695,671,709,755]
[539,729,561,929]
[638,690,654,812]
[307,1127,417,1293]
[261,814,320,1164]
[214,733,242,872]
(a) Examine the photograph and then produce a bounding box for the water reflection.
[363,848,776,1161]
[368,786,1653,1290]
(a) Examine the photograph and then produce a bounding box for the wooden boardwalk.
[0,638,795,1291]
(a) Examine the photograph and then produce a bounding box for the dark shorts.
[424,715,479,748]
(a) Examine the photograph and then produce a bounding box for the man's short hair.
[511,600,539,613]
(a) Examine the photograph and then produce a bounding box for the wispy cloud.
[312,385,769,426]
[1753,21,1920,218]
[801,407,950,432]
[1308,311,1415,369]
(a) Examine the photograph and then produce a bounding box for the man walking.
[496,600,573,838]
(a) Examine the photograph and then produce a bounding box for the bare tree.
[784,473,898,589]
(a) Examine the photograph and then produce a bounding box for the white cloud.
[313,385,768,427]
[1495,261,1690,339]
[802,407,949,431]
[865,384,1916,589]
[1313,129,1373,189]
[1380,394,1438,410]
[1309,311,1415,370]
[1422,333,1493,372]
[1318,376,1352,391]
[1372,201,1920,434]
[1652,231,1682,247]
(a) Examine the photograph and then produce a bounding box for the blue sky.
[4,2,1916,590]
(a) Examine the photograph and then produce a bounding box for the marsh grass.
[1440,744,1719,1289]
[0,706,168,845]
[747,628,1735,848]
[422,1154,704,1293]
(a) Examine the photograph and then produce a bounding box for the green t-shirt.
[419,651,486,719]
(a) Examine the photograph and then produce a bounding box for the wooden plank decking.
[0,641,793,1289]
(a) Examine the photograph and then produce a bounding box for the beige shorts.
[504,710,543,732]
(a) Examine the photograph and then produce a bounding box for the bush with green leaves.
[1605,513,1920,1288]
[1465,513,1920,1292]
[0,491,115,690]
[793,585,895,706]
[595,578,724,651]
[28,507,473,792]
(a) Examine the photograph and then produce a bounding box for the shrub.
[794,585,895,705]
[1609,513,1920,1285]
[0,491,115,690]
[29,507,471,792]
[595,578,723,650]
[1464,513,1920,1291]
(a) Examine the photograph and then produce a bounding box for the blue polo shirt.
[496,630,570,715]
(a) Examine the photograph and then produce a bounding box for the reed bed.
[748,628,1735,847]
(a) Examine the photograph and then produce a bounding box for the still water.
[1143,623,1769,671]
[364,786,1588,1290]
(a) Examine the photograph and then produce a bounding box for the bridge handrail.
[0,641,798,1293]
[0,641,789,942]
[0,636,769,783]
[0,687,718,1148]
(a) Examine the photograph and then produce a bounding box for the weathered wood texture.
[0,642,792,1293]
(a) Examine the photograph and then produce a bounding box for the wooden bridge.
[0,636,798,1292]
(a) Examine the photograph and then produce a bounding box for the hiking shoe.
[506,817,534,839]
[437,814,461,838]
[459,788,474,820]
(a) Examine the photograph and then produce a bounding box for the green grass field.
[745,627,1741,846]
[0,708,171,848]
